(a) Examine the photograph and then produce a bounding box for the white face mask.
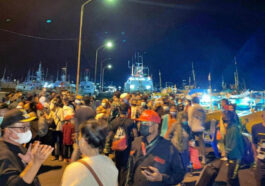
[11,129,32,144]
[141,102,146,107]
[75,99,81,105]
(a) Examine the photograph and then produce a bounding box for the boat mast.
[26,70,31,81]
[234,57,239,90]
[36,63,42,82]
[208,72,213,111]
[159,70,162,91]
[45,68,48,81]
[1,68,6,81]
[192,62,196,88]
[222,74,226,90]
[56,70,59,81]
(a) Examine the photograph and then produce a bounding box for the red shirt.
[62,122,74,145]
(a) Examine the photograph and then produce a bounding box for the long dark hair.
[79,120,108,151]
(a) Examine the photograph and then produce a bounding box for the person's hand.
[32,143,54,165]
[141,166,163,182]
[18,141,40,164]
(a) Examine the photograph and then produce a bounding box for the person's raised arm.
[20,144,53,184]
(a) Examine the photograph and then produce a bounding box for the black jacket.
[0,140,40,186]
[126,136,185,186]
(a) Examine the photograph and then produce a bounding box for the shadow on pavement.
[38,165,62,174]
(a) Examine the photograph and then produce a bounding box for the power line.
[0,28,77,41]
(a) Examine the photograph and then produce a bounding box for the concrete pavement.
[38,156,69,186]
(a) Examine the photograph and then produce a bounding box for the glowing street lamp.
[106,41,113,48]
[94,41,114,84]
[102,64,112,91]
[100,57,112,90]
[107,64,112,69]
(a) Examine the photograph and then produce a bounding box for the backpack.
[241,133,254,166]
[111,126,128,151]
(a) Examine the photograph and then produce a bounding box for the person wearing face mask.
[120,93,131,118]
[45,98,64,161]
[160,105,178,139]
[130,99,139,119]
[126,110,185,186]
[188,96,206,164]
[96,99,111,121]
[61,120,118,186]
[0,109,53,186]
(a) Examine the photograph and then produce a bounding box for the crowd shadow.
[38,165,62,174]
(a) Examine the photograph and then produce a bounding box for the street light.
[100,57,112,90]
[76,0,92,95]
[75,0,115,95]
[94,41,113,84]
[102,64,112,92]
[106,41,113,48]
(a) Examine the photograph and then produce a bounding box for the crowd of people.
[0,89,264,186]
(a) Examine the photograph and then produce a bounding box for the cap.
[64,115,74,121]
[76,95,83,100]
[136,110,161,124]
[1,109,36,129]
[120,93,128,99]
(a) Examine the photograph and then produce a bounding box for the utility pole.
[76,0,92,95]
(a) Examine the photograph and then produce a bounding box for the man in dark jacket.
[126,110,185,186]
[0,109,53,186]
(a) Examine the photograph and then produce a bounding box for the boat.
[0,68,17,90]
[79,72,96,95]
[16,63,44,91]
[124,52,154,93]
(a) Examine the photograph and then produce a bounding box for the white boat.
[16,63,44,91]
[79,75,96,95]
[124,53,154,93]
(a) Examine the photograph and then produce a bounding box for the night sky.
[0,0,265,90]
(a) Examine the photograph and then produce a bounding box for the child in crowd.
[62,115,75,162]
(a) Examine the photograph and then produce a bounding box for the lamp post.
[100,57,112,91]
[102,64,112,91]
[94,41,113,84]
[76,0,92,95]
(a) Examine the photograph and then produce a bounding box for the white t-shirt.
[61,155,118,186]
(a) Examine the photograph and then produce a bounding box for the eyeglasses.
[8,126,31,132]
